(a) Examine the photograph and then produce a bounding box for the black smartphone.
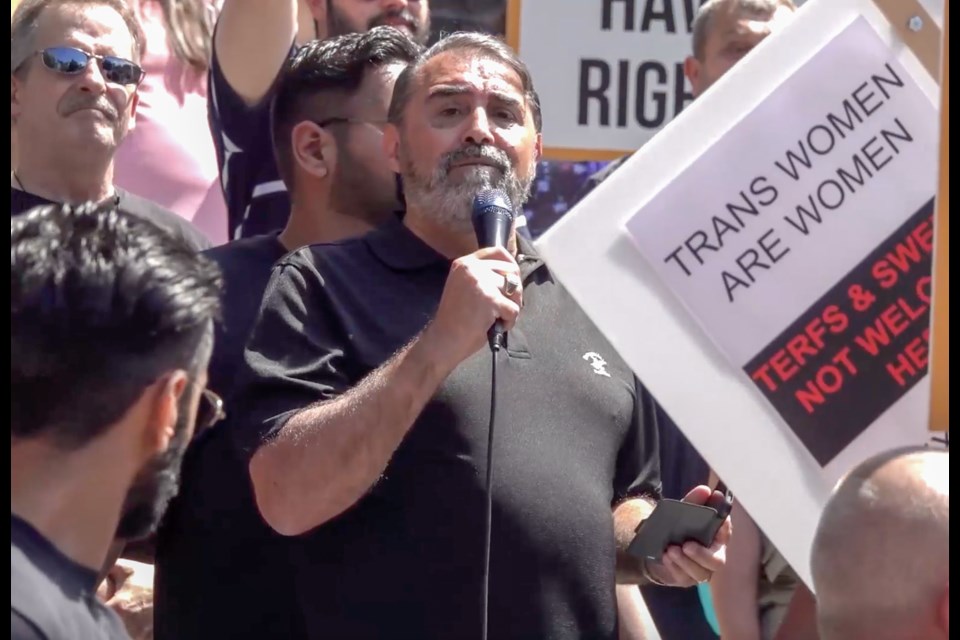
[626,489,733,562]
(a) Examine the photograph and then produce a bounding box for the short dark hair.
[271,26,423,190]
[388,32,543,134]
[11,202,222,450]
[11,0,147,75]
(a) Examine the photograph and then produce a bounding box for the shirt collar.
[516,233,545,279]
[365,216,546,277]
[365,217,449,271]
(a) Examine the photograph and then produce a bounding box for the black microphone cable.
[480,335,501,640]
[471,188,514,640]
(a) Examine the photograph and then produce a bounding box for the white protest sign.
[506,0,706,160]
[535,0,941,589]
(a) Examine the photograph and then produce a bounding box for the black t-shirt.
[153,232,307,640]
[230,219,663,640]
[567,162,719,639]
[10,187,211,253]
[11,515,129,640]
[202,232,288,400]
[208,33,294,240]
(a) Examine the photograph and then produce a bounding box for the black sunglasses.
[30,46,145,87]
[196,388,227,431]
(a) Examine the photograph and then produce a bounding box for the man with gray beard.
[229,32,730,640]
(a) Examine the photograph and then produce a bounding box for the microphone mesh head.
[473,189,514,218]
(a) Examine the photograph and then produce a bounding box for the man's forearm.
[613,496,658,584]
[215,0,298,106]
[250,329,455,536]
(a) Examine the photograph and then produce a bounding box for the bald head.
[811,447,949,640]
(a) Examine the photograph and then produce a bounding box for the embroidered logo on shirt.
[582,352,611,378]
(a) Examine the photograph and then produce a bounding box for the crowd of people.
[10,1,949,639]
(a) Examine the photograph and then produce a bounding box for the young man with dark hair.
[232,32,730,640]
[11,202,223,640]
[211,0,431,238]
[10,0,209,252]
[151,27,423,640]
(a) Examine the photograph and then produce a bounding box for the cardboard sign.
[535,0,941,588]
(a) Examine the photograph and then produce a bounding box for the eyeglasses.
[27,46,145,87]
[196,388,227,431]
[313,117,387,131]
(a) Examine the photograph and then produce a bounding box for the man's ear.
[292,121,333,180]
[383,122,402,174]
[300,0,327,41]
[144,370,189,456]
[11,75,23,123]
[683,55,702,97]
[534,132,543,164]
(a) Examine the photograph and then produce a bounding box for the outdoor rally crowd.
[10,0,950,639]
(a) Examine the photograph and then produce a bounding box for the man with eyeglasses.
[10,0,209,253]
[148,27,423,640]
[11,202,223,640]
[211,0,431,239]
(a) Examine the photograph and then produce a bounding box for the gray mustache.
[440,145,511,176]
[60,93,118,120]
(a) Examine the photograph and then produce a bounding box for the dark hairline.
[271,35,420,189]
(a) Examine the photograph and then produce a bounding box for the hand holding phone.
[627,487,733,563]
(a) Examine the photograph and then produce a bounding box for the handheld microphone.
[472,189,515,351]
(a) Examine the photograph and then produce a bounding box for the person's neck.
[279,197,385,252]
[403,205,518,260]
[11,440,131,572]
[13,154,115,205]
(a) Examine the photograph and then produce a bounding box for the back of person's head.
[271,26,423,194]
[11,202,222,452]
[811,446,949,640]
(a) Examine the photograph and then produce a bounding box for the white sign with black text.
[536,0,941,588]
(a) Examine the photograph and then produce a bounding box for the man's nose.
[463,107,494,146]
[75,58,107,94]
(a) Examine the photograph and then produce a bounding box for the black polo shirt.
[153,232,307,640]
[10,187,211,253]
[231,218,662,640]
[566,162,720,639]
[11,515,130,640]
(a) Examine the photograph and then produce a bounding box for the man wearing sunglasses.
[10,0,209,253]
[146,27,423,640]
[11,202,223,640]
[211,0,431,239]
